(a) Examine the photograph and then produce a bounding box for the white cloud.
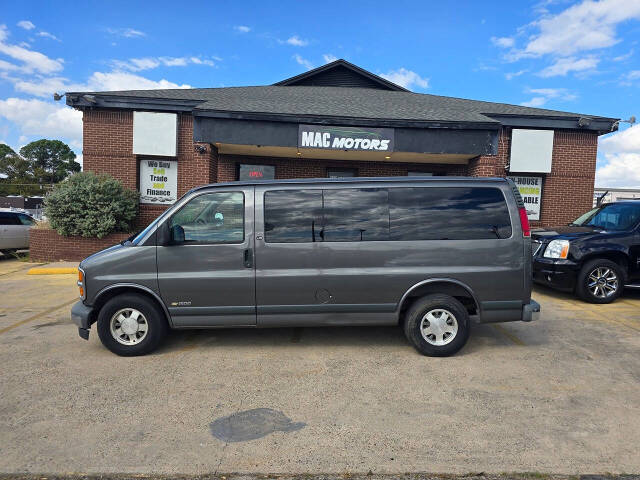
[0,97,82,142]
[234,25,250,33]
[538,56,599,77]
[380,68,429,90]
[613,49,634,61]
[491,36,515,48]
[620,69,640,85]
[0,24,63,74]
[17,21,35,31]
[520,87,577,107]
[14,71,191,97]
[37,31,60,41]
[596,124,640,187]
[293,54,313,70]
[285,35,308,47]
[323,54,338,64]
[521,97,548,107]
[112,56,216,72]
[107,27,146,38]
[505,69,527,80]
[524,0,640,57]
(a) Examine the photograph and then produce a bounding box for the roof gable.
[274,59,408,91]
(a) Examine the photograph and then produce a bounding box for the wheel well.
[91,287,170,326]
[581,251,629,274]
[398,281,479,322]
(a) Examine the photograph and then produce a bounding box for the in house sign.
[298,124,395,152]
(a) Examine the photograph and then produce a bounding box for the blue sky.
[0,0,639,186]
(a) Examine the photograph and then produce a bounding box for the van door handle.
[243,248,253,268]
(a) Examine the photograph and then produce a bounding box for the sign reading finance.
[139,159,178,204]
[508,175,542,221]
[298,125,394,152]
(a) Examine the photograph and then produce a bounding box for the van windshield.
[570,203,640,231]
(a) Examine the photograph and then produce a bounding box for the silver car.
[0,211,36,253]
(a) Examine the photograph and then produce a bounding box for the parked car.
[533,201,640,303]
[71,177,540,357]
[0,211,37,254]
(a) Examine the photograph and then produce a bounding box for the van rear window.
[389,187,512,240]
[263,186,512,243]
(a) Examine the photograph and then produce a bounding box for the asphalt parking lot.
[0,257,639,475]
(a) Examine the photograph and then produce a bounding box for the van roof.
[191,176,510,193]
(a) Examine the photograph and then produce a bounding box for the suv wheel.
[576,259,624,304]
[96,293,168,356]
[403,294,470,356]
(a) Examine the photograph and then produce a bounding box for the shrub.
[45,172,139,238]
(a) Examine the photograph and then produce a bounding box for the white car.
[0,211,37,253]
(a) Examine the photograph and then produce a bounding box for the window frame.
[168,191,246,245]
[326,167,358,178]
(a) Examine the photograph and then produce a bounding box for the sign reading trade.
[139,159,178,204]
[298,124,394,152]
[508,175,542,221]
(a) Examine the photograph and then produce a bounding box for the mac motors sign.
[298,124,395,152]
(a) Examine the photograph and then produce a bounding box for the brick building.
[66,59,618,228]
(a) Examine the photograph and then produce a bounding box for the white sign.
[139,159,178,204]
[508,176,542,221]
[509,129,554,173]
[133,111,177,156]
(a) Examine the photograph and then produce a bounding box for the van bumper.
[522,299,540,322]
[71,300,94,340]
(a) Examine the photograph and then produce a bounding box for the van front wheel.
[403,294,470,356]
[96,293,168,356]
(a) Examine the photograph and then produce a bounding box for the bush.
[45,172,139,238]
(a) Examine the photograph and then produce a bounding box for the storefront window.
[238,164,275,181]
[327,168,357,178]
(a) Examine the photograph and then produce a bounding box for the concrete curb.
[27,267,78,275]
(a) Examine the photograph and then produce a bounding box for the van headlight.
[543,239,570,259]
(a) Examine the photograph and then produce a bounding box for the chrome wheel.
[110,308,149,346]
[587,267,619,299]
[420,309,458,346]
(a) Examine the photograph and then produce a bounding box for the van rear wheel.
[96,293,168,356]
[403,294,470,356]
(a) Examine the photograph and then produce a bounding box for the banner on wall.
[508,175,542,221]
[139,159,178,204]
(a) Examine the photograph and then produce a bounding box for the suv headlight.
[543,239,570,259]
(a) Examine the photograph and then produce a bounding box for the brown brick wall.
[468,128,597,227]
[81,109,598,231]
[30,228,131,262]
[217,154,467,182]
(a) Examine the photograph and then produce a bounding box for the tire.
[403,294,470,357]
[96,293,168,356]
[576,258,624,304]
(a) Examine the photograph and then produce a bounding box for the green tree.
[0,143,36,196]
[19,139,81,186]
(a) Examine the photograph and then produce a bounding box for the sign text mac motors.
[298,125,394,152]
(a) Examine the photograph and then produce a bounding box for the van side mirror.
[170,224,185,244]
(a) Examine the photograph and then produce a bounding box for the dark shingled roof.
[68,85,614,125]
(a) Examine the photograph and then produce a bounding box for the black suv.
[533,201,640,303]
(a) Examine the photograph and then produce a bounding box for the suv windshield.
[570,203,640,231]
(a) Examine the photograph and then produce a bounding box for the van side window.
[169,192,244,244]
[17,214,36,226]
[264,190,323,243]
[0,213,19,225]
[322,188,389,241]
[389,187,512,240]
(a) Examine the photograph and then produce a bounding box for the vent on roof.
[284,65,391,89]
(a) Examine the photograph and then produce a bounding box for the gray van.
[71,177,539,357]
